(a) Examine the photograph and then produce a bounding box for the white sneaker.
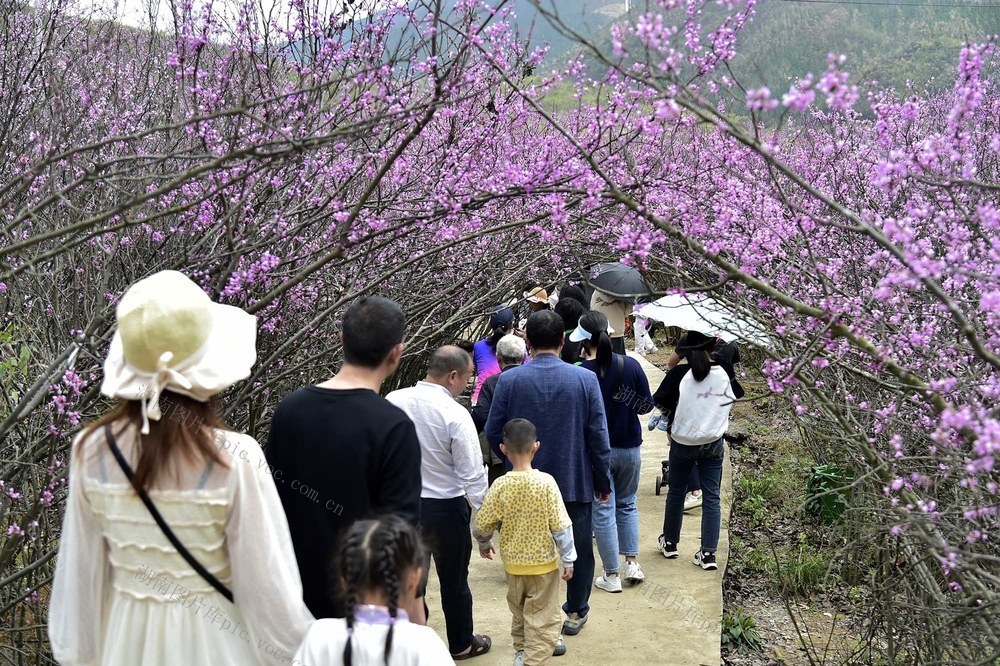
[684,492,703,511]
[513,650,525,666]
[624,560,645,585]
[594,571,623,593]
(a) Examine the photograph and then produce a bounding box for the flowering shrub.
[532,4,998,659]
[0,0,997,661]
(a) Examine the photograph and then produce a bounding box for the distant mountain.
[729,1,1000,93]
[582,1,1000,94]
[287,0,625,63]
[290,0,1000,97]
[500,0,626,58]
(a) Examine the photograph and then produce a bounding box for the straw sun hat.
[523,287,548,304]
[100,270,257,434]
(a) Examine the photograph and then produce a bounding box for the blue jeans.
[688,466,701,493]
[562,502,594,618]
[593,446,641,573]
[662,438,724,552]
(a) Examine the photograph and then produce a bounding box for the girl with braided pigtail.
[294,516,451,665]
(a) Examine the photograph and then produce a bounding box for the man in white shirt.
[387,346,492,660]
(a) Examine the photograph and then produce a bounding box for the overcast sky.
[80,0,381,32]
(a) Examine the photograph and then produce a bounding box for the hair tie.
[347,626,354,636]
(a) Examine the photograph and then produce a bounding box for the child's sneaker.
[624,560,645,585]
[553,636,566,656]
[694,549,718,570]
[657,419,670,432]
[684,492,703,511]
[647,414,661,431]
[658,534,678,559]
[594,571,623,593]
[513,650,525,666]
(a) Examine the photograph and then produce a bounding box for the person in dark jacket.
[472,334,527,485]
[571,311,653,592]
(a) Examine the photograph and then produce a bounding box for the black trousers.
[562,501,595,618]
[421,497,474,654]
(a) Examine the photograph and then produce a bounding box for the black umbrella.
[589,262,652,300]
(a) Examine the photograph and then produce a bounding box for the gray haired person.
[472,334,527,484]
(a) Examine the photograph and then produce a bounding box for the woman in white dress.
[48,270,314,665]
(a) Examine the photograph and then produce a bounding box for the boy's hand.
[562,566,574,581]
[595,492,611,505]
[479,546,495,560]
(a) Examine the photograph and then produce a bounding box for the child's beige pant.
[506,569,561,665]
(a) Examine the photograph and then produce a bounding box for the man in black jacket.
[267,297,423,620]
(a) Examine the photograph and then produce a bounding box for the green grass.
[776,543,831,597]
[732,534,832,598]
[735,470,785,527]
[738,473,780,500]
[722,607,764,654]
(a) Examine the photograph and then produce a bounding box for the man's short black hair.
[342,296,406,368]
[559,284,588,307]
[525,310,564,351]
[502,418,537,454]
[554,297,586,332]
[427,345,472,377]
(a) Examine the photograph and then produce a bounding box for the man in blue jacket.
[485,310,612,637]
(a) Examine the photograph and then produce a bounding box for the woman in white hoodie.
[651,331,737,572]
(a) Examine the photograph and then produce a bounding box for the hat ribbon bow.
[140,352,194,435]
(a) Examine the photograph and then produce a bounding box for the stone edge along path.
[425,351,731,665]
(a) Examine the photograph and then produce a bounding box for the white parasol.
[633,294,770,346]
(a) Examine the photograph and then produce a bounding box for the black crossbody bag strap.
[614,353,625,397]
[103,424,234,602]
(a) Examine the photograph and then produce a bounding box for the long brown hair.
[82,391,229,490]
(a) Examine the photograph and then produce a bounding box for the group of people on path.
[48,271,740,666]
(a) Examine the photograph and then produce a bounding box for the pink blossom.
[746,87,778,112]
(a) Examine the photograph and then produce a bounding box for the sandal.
[452,634,492,660]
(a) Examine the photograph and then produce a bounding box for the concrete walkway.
[426,352,731,665]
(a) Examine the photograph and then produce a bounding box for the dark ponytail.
[336,516,425,666]
[579,311,614,377]
[487,325,506,348]
[688,349,711,382]
[594,330,613,377]
[678,332,717,382]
